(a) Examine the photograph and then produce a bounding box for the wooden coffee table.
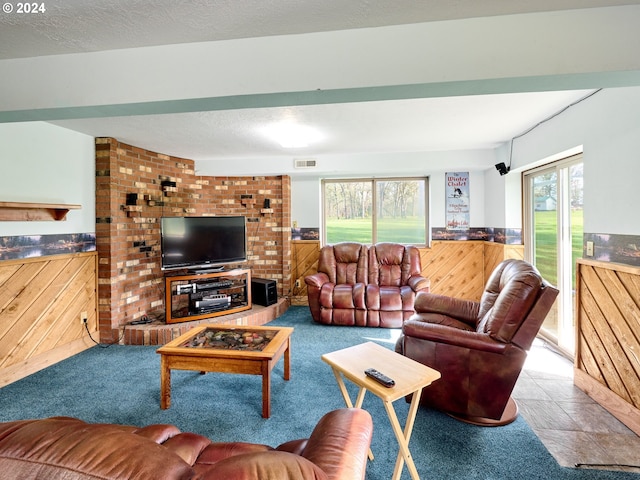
[156,324,293,418]
[322,342,440,480]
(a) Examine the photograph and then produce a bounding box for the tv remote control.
[364,368,395,387]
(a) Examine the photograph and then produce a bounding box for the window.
[322,177,429,245]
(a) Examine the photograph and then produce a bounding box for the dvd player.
[194,295,231,309]
[176,283,196,294]
[196,280,233,291]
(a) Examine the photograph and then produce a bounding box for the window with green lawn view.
[322,178,429,245]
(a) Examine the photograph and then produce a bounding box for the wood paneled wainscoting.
[574,258,640,435]
[0,252,98,387]
[290,240,524,305]
[290,240,322,305]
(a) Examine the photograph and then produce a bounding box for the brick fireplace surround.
[95,138,292,345]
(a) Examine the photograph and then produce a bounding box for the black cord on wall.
[507,89,602,171]
[83,320,125,348]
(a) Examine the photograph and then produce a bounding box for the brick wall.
[95,138,291,342]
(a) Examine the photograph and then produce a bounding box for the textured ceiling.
[2,1,639,171]
[2,0,638,59]
[51,90,595,163]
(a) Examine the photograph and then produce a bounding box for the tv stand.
[165,269,251,324]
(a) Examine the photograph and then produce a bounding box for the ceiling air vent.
[294,158,317,169]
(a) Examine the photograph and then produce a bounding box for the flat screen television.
[160,216,247,271]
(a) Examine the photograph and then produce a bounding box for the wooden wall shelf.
[0,202,81,221]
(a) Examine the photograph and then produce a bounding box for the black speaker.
[251,277,277,306]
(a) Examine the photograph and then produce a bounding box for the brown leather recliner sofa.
[395,259,559,426]
[0,408,373,480]
[305,242,429,328]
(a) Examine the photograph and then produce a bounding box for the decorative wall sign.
[292,227,320,240]
[445,172,470,231]
[0,233,95,261]
[583,232,640,267]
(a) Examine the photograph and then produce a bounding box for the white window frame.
[321,177,430,246]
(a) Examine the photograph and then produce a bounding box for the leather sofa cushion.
[320,283,366,310]
[0,417,194,480]
[318,243,368,285]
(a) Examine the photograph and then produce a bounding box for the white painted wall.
[482,143,524,230]
[0,122,95,236]
[2,86,638,240]
[198,149,498,178]
[288,152,492,229]
[308,85,640,236]
[488,86,640,236]
[291,176,321,229]
[483,166,507,228]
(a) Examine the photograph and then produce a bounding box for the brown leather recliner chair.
[395,259,559,425]
[305,242,429,328]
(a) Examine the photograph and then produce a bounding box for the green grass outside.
[325,217,426,244]
[534,209,583,286]
[326,211,584,287]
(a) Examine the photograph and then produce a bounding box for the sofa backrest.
[476,259,549,345]
[0,417,195,480]
[0,409,373,480]
[318,242,368,285]
[368,243,421,287]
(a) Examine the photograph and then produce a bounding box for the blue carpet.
[0,306,637,479]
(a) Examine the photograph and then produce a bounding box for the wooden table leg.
[160,356,171,410]
[284,338,291,380]
[262,360,271,418]
[331,368,356,408]
[388,388,423,480]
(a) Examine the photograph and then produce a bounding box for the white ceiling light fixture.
[261,123,323,149]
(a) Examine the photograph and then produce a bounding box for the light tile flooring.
[515,338,640,473]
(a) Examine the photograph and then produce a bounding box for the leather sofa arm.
[413,291,479,326]
[407,274,430,292]
[299,408,373,480]
[305,272,330,288]
[206,409,372,480]
[402,320,507,354]
[198,450,330,480]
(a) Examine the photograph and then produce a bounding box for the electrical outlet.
[80,311,88,326]
[586,241,594,257]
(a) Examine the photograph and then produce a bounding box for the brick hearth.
[120,299,289,346]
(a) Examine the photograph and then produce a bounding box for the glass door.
[524,155,583,355]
